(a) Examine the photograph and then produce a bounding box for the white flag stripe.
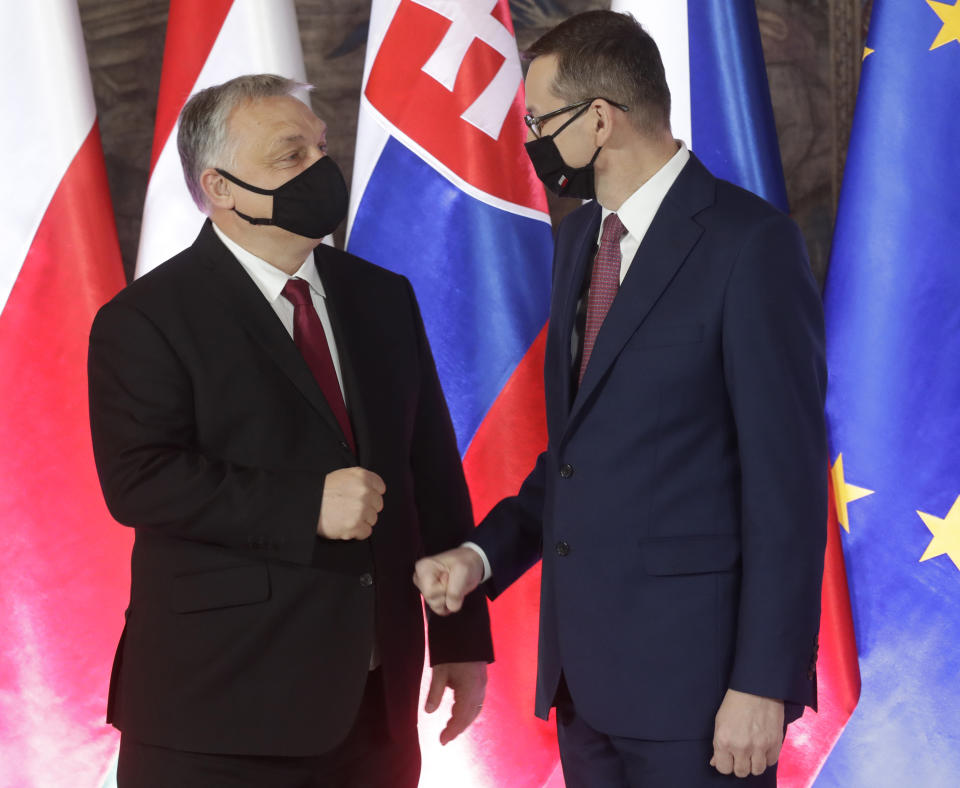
[345,108,390,245]
[135,0,308,278]
[611,0,691,149]
[361,0,404,88]
[0,0,95,315]
[347,0,401,237]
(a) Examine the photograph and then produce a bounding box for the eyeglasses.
[523,97,630,139]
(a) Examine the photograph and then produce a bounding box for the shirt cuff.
[461,541,492,583]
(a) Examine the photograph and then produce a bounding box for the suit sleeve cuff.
[461,541,492,582]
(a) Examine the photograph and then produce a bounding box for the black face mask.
[524,105,602,200]
[216,156,348,239]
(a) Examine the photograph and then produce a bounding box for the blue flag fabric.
[687,0,790,211]
[346,0,552,457]
[819,1,960,785]
[614,0,789,210]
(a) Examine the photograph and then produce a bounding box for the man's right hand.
[414,547,485,615]
[317,467,385,540]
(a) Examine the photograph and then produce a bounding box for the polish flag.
[135,0,308,278]
[0,2,129,786]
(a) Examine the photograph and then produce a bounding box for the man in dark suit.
[88,74,492,788]
[415,11,826,787]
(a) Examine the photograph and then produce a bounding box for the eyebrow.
[267,134,307,154]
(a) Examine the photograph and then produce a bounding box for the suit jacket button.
[555,540,570,557]
[339,440,350,451]
[359,572,374,588]
[559,464,574,479]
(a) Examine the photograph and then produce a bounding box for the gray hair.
[177,74,312,211]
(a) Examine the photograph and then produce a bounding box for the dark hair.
[525,10,671,135]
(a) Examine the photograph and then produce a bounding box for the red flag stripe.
[0,123,129,786]
[778,475,861,786]
[149,0,234,171]
[463,325,548,523]
[460,326,560,786]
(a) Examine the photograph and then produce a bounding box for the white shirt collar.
[211,222,326,303]
[601,141,690,241]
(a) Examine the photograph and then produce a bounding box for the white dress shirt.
[601,141,690,283]
[463,142,691,583]
[212,223,346,404]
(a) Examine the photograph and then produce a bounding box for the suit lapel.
[550,205,602,425]
[565,156,715,436]
[312,246,375,464]
[194,222,348,445]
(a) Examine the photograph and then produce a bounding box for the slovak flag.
[135,0,309,278]
[347,0,558,785]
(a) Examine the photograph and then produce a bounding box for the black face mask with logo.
[524,104,602,200]
[216,155,348,239]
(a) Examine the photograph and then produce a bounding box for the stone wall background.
[78,0,873,285]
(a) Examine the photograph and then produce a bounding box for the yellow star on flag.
[919,495,960,571]
[927,0,960,50]
[863,46,875,61]
[831,453,874,533]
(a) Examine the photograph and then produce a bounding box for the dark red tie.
[579,213,625,383]
[281,278,355,452]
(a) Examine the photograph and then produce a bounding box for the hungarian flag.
[135,0,309,278]
[0,2,128,786]
[347,1,557,784]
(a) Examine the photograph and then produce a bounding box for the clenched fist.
[317,467,385,540]
[414,547,485,615]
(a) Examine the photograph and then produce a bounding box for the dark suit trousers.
[555,677,777,788]
[116,670,419,788]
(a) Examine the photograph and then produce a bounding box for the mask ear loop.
[214,168,277,195]
[214,168,276,226]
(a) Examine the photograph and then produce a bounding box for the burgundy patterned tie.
[281,278,355,452]
[578,212,625,384]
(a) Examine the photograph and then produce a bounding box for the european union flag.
[819,1,960,785]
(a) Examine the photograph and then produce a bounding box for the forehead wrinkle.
[266,132,307,152]
[267,113,326,150]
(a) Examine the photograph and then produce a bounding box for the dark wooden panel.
[78,0,860,287]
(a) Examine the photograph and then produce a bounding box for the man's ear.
[200,168,234,210]
[592,100,615,148]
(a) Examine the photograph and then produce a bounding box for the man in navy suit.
[414,11,826,787]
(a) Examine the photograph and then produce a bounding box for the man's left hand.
[424,661,487,745]
[710,689,784,778]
